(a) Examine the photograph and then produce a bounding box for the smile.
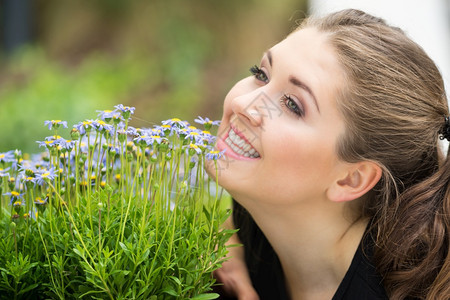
[225,127,260,158]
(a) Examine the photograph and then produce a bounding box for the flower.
[185,143,202,156]
[34,197,47,205]
[0,167,10,177]
[97,109,115,121]
[4,191,24,205]
[34,168,57,185]
[205,150,226,160]
[58,139,77,152]
[200,130,216,145]
[44,120,68,130]
[194,116,220,130]
[114,104,135,120]
[0,150,15,163]
[37,139,57,149]
[162,118,188,128]
[92,120,114,133]
[134,135,165,147]
[74,120,96,135]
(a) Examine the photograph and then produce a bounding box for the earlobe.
[327,161,382,202]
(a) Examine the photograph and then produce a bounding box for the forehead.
[272,28,340,73]
[270,28,345,111]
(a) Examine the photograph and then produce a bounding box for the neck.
[241,197,368,300]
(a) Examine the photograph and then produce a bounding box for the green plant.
[0,105,233,299]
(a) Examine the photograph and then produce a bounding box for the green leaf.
[190,293,220,300]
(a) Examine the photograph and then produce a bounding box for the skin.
[210,27,382,300]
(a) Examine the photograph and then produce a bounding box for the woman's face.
[210,28,348,207]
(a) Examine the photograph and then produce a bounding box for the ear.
[327,161,382,203]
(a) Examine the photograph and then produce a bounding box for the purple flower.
[157,124,179,136]
[185,143,203,156]
[162,118,188,129]
[4,191,24,204]
[0,150,15,163]
[114,104,135,120]
[205,149,226,160]
[44,120,68,130]
[58,139,77,151]
[74,120,96,135]
[92,120,114,133]
[37,139,57,149]
[34,197,48,205]
[200,130,216,145]
[0,167,10,177]
[194,116,220,130]
[134,135,165,146]
[34,168,57,185]
[114,104,135,114]
[97,109,115,121]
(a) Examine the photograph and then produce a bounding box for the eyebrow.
[266,50,321,114]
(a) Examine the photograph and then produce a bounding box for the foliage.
[0,105,233,299]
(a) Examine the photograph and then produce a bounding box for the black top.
[230,200,389,300]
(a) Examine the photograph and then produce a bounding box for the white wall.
[309,0,450,100]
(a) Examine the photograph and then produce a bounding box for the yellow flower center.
[171,118,181,122]
[11,191,20,196]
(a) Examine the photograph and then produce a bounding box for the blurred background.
[0,0,449,154]
[0,0,308,153]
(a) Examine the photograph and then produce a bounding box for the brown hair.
[300,9,450,299]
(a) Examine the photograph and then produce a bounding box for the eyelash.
[250,65,304,117]
[249,65,268,82]
[281,94,304,117]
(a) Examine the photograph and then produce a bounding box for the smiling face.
[210,28,348,208]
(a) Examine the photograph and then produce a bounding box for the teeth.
[225,128,260,158]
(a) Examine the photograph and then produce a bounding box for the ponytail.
[374,146,450,299]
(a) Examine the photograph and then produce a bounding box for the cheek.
[264,128,337,186]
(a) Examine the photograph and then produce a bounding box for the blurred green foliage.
[0,0,307,153]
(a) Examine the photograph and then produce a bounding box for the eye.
[249,65,269,83]
[281,94,304,117]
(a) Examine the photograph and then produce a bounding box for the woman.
[208,8,450,300]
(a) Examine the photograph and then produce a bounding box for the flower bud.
[126,141,134,151]
[71,128,81,140]
[118,131,127,143]
[127,152,133,162]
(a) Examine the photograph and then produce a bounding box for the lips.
[224,126,260,158]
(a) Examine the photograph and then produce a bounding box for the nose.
[231,90,276,127]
